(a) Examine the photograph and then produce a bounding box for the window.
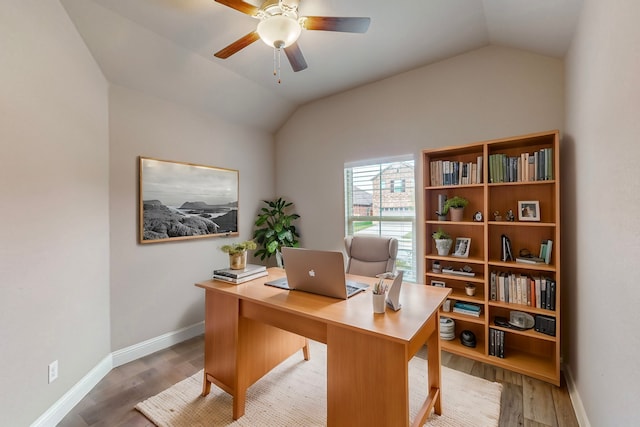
[344,156,416,281]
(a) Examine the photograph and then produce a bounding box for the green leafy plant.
[220,240,257,255]
[432,228,451,240]
[253,197,300,261]
[442,196,469,214]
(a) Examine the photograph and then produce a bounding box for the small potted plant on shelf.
[443,196,469,222]
[220,240,257,270]
[432,228,452,256]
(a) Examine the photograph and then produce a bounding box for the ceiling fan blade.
[214,0,260,16]
[214,31,260,59]
[284,42,308,72]
[302,16,371,33]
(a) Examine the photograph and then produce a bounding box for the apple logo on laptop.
[308,269,315,277]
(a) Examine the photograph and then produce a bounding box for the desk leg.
[427,313,442,415]
[327,325,409,427]
[411,314,442,427]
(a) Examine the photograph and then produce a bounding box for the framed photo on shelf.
[518,200,540,221]
[431,280,446,288]
[452,237,471,258]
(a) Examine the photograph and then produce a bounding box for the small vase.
[372,293,386,314]
[435,239,452,256]
[229,251,247,270]
[450,207,464,222]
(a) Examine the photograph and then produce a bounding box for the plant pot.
[449,207,464,222]
[437,214,447,221]
[435,239,452,256]
[229,251,247,270]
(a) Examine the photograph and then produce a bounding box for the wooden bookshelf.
[423,130,560,386]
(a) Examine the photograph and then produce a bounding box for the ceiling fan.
[213,0,371,74]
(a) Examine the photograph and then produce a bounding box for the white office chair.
[344,235,398,277]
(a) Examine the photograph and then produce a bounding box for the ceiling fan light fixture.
[257,15,301,48]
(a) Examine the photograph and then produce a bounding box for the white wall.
[276,45,564,280]
[0,1,110,425]
[564,0,640,425]
[108,85,275,350]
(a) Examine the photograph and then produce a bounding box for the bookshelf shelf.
[423,130,561,386]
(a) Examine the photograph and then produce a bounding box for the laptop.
[265,247,369,299]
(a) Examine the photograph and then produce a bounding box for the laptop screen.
[266,247,368,299]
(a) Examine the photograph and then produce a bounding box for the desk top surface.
[196,268,450,343]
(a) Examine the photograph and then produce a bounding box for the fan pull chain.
[272,47,282,84]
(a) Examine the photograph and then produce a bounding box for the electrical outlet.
[48,360,59,384]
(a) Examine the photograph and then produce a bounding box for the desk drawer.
[241,300,327,343]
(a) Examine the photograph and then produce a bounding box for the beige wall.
[108,85,275,350]
[564,0,640,425]
[0,1,110,425]
[276,45,565,280]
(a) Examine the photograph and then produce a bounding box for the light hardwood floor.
[58,335,579,427]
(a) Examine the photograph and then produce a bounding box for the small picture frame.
[518,201,540,221]
[431,280,446,288]
[452,237,471,258]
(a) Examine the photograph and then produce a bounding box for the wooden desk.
[195,268,450,427]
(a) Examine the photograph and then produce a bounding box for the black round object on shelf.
[460,330,476,348]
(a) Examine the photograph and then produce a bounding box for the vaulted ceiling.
[61,0,583,132]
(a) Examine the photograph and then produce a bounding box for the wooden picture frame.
[518,200,540,221]
[452,237,471,258]
[139,157,239,243]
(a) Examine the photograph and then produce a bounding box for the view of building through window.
[344,157,416,281]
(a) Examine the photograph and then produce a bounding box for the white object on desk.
[386,270,403,311]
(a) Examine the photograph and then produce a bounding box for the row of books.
[212,264,267,284]
[452,301,482,317]
[429,157,483,187]
[489,328,505,358]
[489,271,556,310]
[488,148,553,183]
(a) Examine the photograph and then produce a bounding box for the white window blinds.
[344,156,416,281]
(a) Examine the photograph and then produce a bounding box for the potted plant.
[443,196,469,222]
[220,240,257,270]
[253,197,300,267]
[432,228,452,256]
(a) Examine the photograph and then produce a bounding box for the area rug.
[136,341,501,427]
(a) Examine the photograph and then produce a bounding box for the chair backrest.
[344,235,398,277]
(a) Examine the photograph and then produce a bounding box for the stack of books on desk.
[213,264,267,284]
[452,301,482,317]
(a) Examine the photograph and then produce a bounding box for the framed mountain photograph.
[139,157,239,243]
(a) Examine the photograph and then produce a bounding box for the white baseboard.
[112,321,204,367]
[31,321,204,427]
[31,354,113,427]
[563,364,591,427]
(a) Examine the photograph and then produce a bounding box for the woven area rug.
[136,341,502,427]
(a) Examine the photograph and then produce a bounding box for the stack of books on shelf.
[429,157,483,186]
[489,271,556,310]
[213,264,267,284]
[488,148,553,183]
[452,301,482,317]
[489,328,505,358]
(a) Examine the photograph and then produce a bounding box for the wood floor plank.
[499,381,524,427]
[523,376,558,427]
[552,374,580,427]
